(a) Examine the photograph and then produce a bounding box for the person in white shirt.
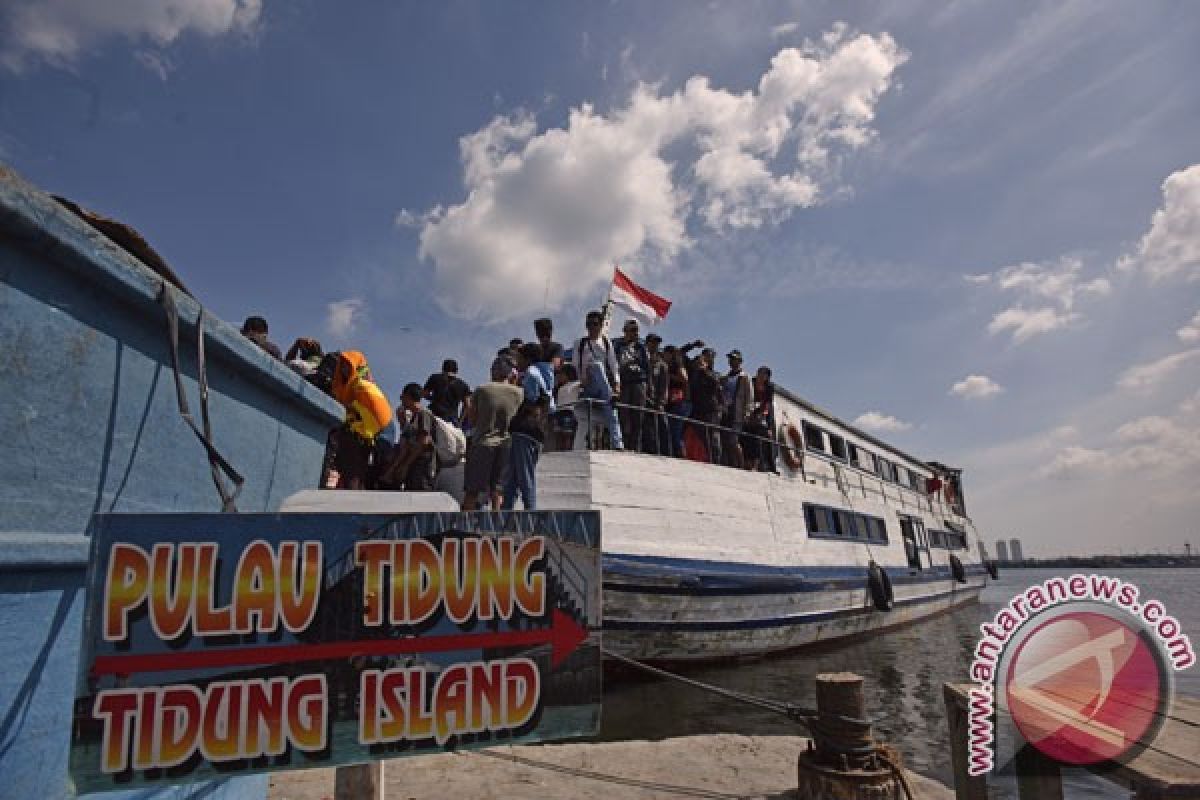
[572,310,623,450]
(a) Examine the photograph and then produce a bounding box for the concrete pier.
[267,735,953,799]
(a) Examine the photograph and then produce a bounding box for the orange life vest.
[331,351,392,440]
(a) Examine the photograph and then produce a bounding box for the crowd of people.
[239,309,780,512]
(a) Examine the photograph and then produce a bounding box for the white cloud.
[987,307,1080,343]
[1118,163,1200,282]
[1040,408,1200,479]
[326,297,365,338]
[771,22,800,38]
[1116,348,1200,391]
[972,256,1110,344]
[1178,310,1200,343]
[990,257,1111,309]
[853,411,912,432]
[411,26,908,323]
[1037,445,1109,479]
[133,49,173,81]
[950,374,1003,398]
[1,0,262,71]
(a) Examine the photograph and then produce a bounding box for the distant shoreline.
[998,555,1200,570]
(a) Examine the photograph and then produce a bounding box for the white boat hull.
[538,449,989,661]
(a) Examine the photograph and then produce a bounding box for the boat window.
[877,458,895,482]
[803,422,825,453]
[908,471,924,491]
[804,504,837,535]
[804,504,888,543]
[853,447,875,473]
[895,464,908,486]
[828,433,848,460]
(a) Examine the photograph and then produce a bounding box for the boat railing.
[573,397,958,522]
[575,397,788,468]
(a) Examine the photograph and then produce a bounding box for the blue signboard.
[69,511,601,793]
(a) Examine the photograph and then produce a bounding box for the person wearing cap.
[644,333,670,455]
[573,310,624,450]
[721,349,753,468]
[614,319,650,453]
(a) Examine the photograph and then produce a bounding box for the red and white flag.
[609,267,672,325]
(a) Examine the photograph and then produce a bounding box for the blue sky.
[2,1,1198,556]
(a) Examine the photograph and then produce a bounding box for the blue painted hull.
[601,553,986,660]
[0,166,342,799]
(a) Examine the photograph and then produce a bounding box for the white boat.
[536,385,990,662]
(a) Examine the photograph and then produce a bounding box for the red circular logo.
[1005,610,1166,765]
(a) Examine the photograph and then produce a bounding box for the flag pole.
[600,264,617,337]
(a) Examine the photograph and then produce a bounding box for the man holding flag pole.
[575,266,673,452]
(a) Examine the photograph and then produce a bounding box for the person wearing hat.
[721,349,753,468]
[644,333,670,454]
[614,319,650,453]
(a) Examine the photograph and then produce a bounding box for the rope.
[158,283,243,512]
[603,648,918,794]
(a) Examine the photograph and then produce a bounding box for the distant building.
[996,540,1010,563]
[1010,538,1024,563]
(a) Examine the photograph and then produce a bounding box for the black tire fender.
[867,561,894,611]
[949,554,967,584]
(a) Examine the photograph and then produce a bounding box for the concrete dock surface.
[268,734,954,799]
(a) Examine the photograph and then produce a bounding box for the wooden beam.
[943,683,988,800]
[335,762,384,800]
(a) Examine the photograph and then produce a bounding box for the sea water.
[598,567,1200,797]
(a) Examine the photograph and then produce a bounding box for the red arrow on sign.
[91,609,590,676]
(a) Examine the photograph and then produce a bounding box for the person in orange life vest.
[328,350,392,489]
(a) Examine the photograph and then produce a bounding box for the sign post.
[69,510,601,794]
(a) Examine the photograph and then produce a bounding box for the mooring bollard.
[797,672,908,799]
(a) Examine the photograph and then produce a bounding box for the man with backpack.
[573,309,624,450]
[503,342,552,510]
[423,359,471,426]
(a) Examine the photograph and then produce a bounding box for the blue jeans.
[502,433,541,510]
[581,373,623,450]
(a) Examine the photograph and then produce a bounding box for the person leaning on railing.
[327,350,393,490]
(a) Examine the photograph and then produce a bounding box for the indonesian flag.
[610,267,672,325]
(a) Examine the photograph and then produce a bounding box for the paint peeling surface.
[0,164,342,800]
